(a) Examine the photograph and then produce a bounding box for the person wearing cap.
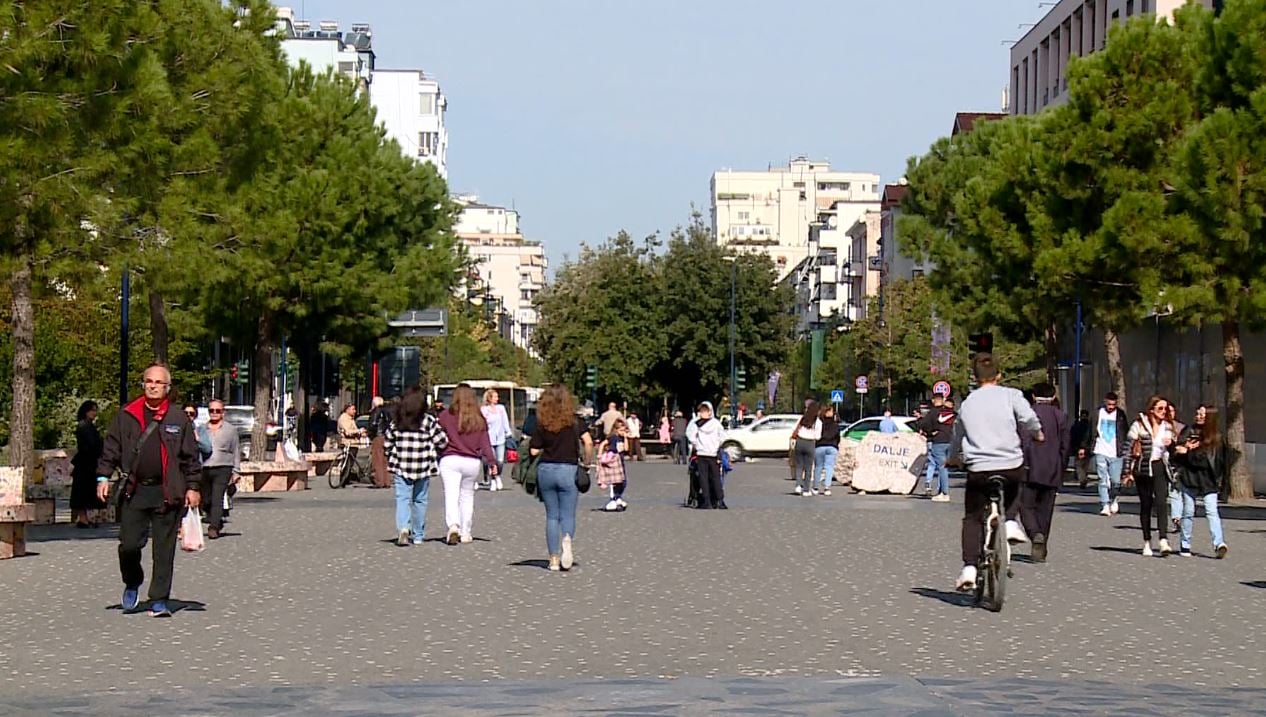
[685,401,726,509]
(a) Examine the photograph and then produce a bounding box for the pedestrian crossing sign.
[830,389,844,404]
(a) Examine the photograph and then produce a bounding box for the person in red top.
[436,385,498,545]
[95,364,202,617]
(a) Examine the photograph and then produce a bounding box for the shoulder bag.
[114,418,163,508]
[575,421,591,493]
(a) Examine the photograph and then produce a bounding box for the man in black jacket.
[917,394,955,501]
[1079,391,1130,516]
[96,364,202,617]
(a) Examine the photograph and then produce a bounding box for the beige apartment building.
[711,157,881,280]
[453,195,547,353]
[1009,0,1220,116]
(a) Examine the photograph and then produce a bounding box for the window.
[793,181,805,188]
[820,283,837,301]
[737,211,749,221]
[338,61,354,74]
[520,289,531,301]
[419,93,436,115]
[1126,0,1134,16]
[418,131,439,157]
[819,250,837,266]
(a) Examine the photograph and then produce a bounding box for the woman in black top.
[1173,404,1227,558]
[70,400,105,527]
[528,385,593,571]
[814,404,841,496]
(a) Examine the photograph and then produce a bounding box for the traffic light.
[735,365,747,391]
[235,359,250,386]
[584,364,597,391]
[968,332,994,357]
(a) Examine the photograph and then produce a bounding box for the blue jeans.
[1178,488,1224,551]
[925,443,951,495]
[538,462,578,557]
[1095,455,1124,507]
[814,446,838,490]
[394,473,429,542]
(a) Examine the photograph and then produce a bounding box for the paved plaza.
[2,458,1265,715]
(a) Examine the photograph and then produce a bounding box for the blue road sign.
[830,389,845,404]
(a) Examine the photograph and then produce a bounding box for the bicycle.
[975,475,1011,612]
[329,443,367,489]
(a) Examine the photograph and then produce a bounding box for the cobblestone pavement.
[2,457,1265,715]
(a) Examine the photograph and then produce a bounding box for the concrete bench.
[25,484,69,525]
[302,452,340,477]
[237,461,309,493]
[0,503,34,559]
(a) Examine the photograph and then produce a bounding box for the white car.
[720,414,917,462]
[719,414,802,462]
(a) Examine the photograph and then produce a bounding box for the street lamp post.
[729,257,737,422]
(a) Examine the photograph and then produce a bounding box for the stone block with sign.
[848,432,928,495]
[0,467,24,507]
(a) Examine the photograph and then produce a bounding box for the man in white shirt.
[1079,392,1129,516]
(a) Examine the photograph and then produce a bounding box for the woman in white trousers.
[436,386,498,545]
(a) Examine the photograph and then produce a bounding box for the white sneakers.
[1110,499,1120,515]
[955,565,978,591]
[1216,543,1229,559]
[931,494,950,503]
[1142,541,1153,557]
[794,485,803,495]
[823,489,832,496]
[1005,520,1030,544]
[495,477,504,491]
[604,499,620,511]
[446,525,460,545]
[1158,539,1172,556]
[1099,505,1112,516]
[561,535,574,570]
[460,534,473,544]
[616,498,628,509]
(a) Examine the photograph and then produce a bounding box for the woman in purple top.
[437,386,498,545]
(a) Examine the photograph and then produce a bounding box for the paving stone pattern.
[2,458,1265,715]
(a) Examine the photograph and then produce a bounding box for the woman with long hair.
[1126,395,1176,556]
[528,384,593,571]
[385,388,447,546]
[437,386,497,545]
[791,400,822,496]
[70,400,105,528]
[814,403,841,496]
[1173,404,1228,558]
[481,388,512,492]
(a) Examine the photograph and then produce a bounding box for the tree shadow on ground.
[28,524,120,542]
[909,588,976,608]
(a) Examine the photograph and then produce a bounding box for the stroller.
[684,451,730,508]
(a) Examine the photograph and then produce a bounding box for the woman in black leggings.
[1126,396,1176,557]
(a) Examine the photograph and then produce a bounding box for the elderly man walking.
[96,364,202,617]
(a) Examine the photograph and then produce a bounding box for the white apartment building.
[844,211,883,322]
[454,196,547,353]
[370,70,449,179]
[1009,0,1220,116]
[712,157,881,280]
[274,7,374,91]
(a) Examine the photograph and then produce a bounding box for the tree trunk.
[148,290,168,365]
[1044,321,1060,384]
[294,340,314,454]
[1222,320,1252,502]
[250,316,275,462]
[8,250,35,479]
[1104,328,1127,411]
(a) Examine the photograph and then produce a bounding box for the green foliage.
[534,214,792,407]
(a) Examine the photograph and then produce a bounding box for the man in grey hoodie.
[951,354,1044,591]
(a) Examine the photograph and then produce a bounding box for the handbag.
[520,453,541,496]
[575,463,591,493]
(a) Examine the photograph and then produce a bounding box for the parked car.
[719,414,801,463]
[222,405,281,458]
[840,415,917,443]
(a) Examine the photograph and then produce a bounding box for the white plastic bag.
[283,439,301,462]
[181,508,205,552]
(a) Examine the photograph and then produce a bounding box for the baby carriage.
[685,451,731,508]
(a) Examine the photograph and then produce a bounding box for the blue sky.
[290,0,1044,269]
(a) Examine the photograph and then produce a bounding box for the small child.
[597,418,629,511]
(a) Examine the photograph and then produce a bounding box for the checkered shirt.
[384,414,448,479]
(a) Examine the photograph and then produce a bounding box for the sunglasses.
[209,409,224,414]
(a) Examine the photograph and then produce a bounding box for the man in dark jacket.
[1019,383,1069,562]
[917,393,955,501]
[95,364,202,617]
[670,410,689,464]
[1079,391,1130,516]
